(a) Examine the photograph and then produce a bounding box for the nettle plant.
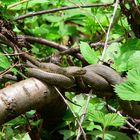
[0,0,140,140]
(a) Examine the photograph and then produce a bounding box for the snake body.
[27,63,140,118]
[27,63,122,91]
[27,68,76,89]
[82,64,123,91]
[84,64,122,85]
[27,63,87,88]
[39,63,86,78]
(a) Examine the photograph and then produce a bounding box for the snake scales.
[27,63,140,118]
[27,63,122,91]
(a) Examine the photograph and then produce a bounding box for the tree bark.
[0,78,66,126]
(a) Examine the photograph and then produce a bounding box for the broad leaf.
[104,113,126,127]
[59,130,75,140]
[90,110,105,124]
[115,68,140,101]
[0,52,11,70]
[113,39,140,72]
[80,41,99,64]
[91,111,125,128]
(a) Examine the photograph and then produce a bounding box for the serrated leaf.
[91,111,125,128]
[116,81,140,101]
[80,41,99,64]
[113,39,140,72]
[114,50,136,72]
[91,110,105,124]
[115,68,140,101]
[127,67,140,82]
[104,113,126,127]
[104,42,121,62]
[127,51,140,70]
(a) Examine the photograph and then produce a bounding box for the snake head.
[66,67,87,76]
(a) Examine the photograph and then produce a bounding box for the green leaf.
[104,113,126,127]
[5,126,14,139]
[82,121,95,131]
[80,41,99,64]
[127,67,140,82]
[58,23,78,36]
[42,15,63,23]
[0,52,26,77]
[90,110,105,124]
[59,130,75,140]
[0,52,11,70]
[20,133,31,140]
[12,133,31,140]
[91,130,131,140]
[104,42,121,63]
[127,51,140,70]
[91,111,125,128]
[107,131,131,140]
[113,38,140,72]
[116,81,140,101]
[26,110,36,118]
[6,116,27,126]
[115,68,140,101]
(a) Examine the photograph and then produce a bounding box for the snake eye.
[75,69,86,75]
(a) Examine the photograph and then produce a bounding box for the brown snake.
[27,63,122,90]
[27,63,140,118]
[27,63,86,89]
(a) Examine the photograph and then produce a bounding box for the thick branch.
[0,78,66,125]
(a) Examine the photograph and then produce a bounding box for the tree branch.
[0,78,66,125]
[15,2,114,20]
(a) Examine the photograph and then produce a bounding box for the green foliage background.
[0,0,140,139]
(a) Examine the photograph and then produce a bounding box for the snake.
[27,63,122,91]
[27,63,87,89]
[27,63,140,118]
[38,62,86,77]
[27,63,87,106]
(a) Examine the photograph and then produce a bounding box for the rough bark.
[0,78,66,126]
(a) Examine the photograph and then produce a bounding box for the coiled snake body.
[27,63,140,118]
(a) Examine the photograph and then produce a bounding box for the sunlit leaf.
[80,41,99,64]
[115,68,140,101]
[104,113,126,127]
[91,111,125,128]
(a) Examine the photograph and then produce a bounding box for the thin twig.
[0,51,31,56]
[90,36,124,47]
[99,0,119,64]
[0,33,41,67]
[15,2,114,20]
[76,90,92,140]
[54,87,87,140]
[0,62,18,77]
[108,104,140,134]
[60,37,124,55]
[7,0,29,9]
